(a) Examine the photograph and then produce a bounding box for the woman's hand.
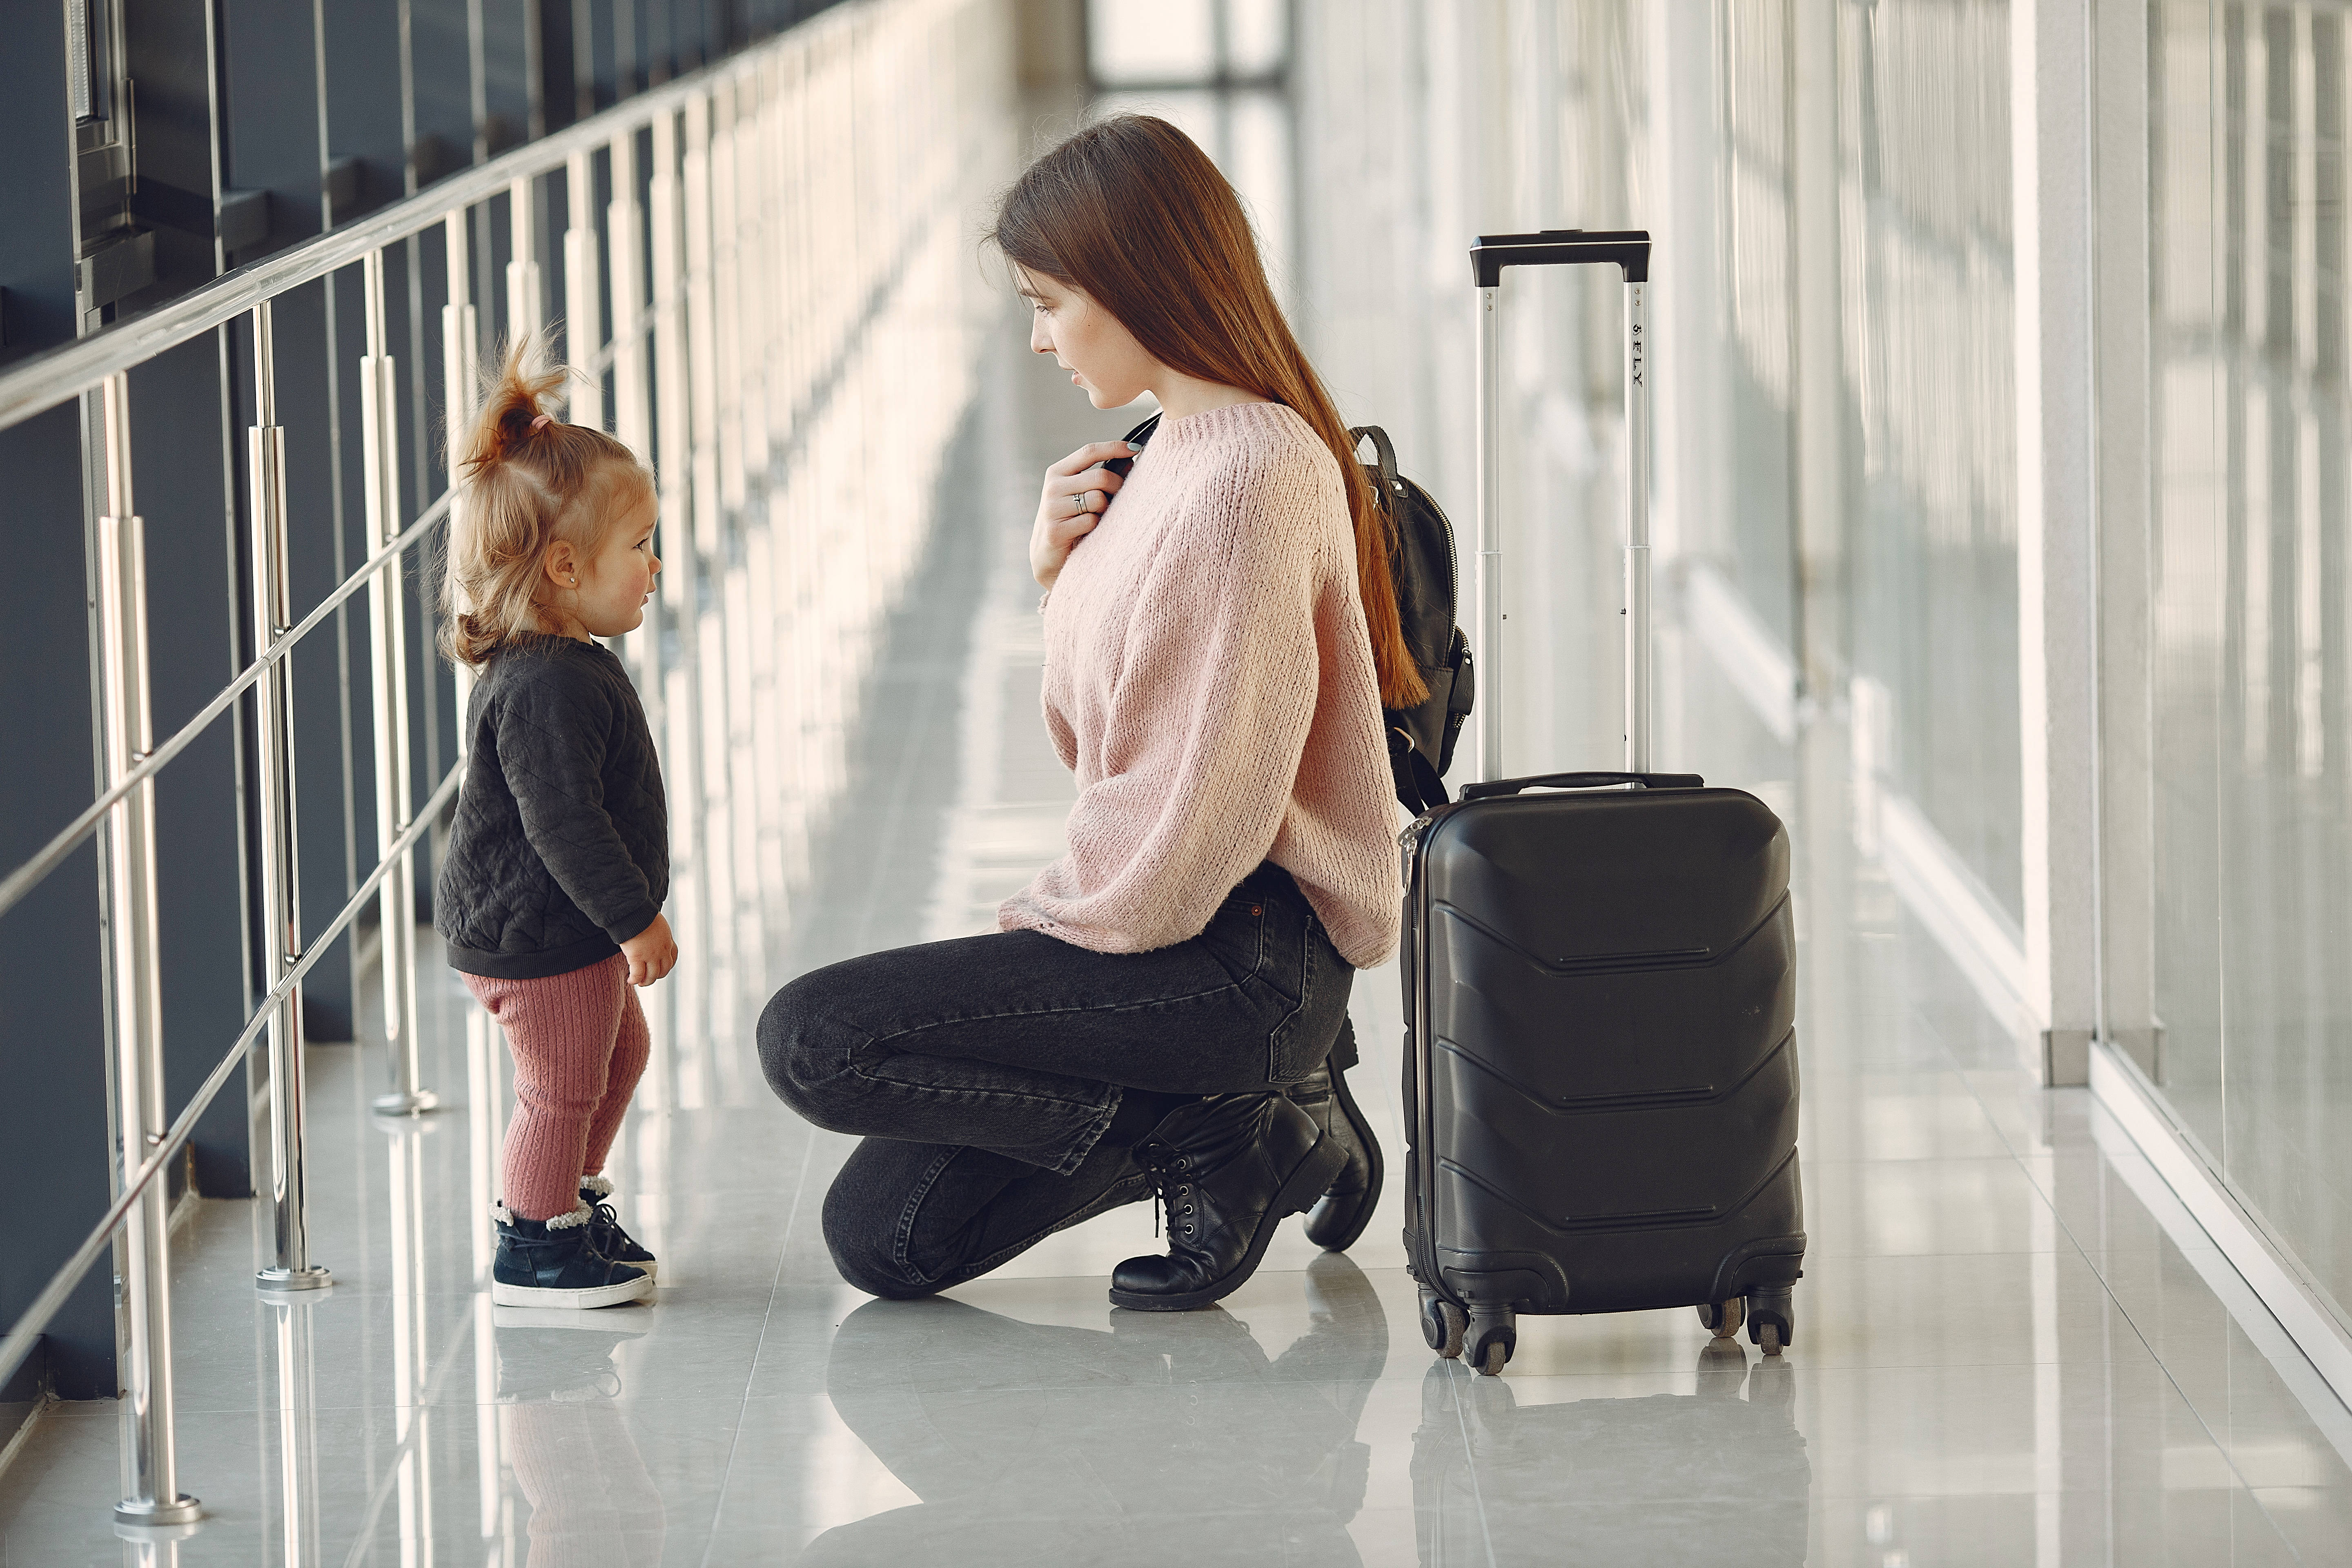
[621,913,677,987]
[1031,441,1137,590]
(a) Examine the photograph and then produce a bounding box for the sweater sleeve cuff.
[605,905,662,947]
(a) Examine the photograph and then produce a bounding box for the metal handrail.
[0,39,766,437]
[0,0,989,1532]
[0,760,462,1399]
[0,489,449,924]
[0,7,745,1519]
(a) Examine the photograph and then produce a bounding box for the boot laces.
[583,1197,638,1261]
[1140,1146,1197,1241]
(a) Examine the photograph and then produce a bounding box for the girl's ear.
[543,539,579,591]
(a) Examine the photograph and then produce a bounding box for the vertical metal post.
[251,301,332,1295]
[648,107,704,1058]
[94,374,203,1529]
[708,82,744,516]
[361,252,437,1118]
[1624,278,1652,774]
[608,130,650,461]
[444,210,483,756]
[608,129,659,689]
[508,175,544,347]
[564,147,605,430]
[1474,283,1503,782]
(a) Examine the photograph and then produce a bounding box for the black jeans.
[758,862,1356,1299]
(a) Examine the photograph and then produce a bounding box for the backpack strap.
[1387,726,1450,816]
[1350,425,1401,497]
[1105,412,1163,477]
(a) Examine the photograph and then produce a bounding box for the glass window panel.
[2212,4,2352,1321]
[2138,0,2352,1321]
[1225,0,1287,78]
[1717,0,1798,650]
[1088,0,1216,87]
[1840,0,2024,923]
[2143,0,2228,1160]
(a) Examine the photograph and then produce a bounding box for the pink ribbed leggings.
[464,953,650,1222]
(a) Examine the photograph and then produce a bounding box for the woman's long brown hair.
[988,115,1427,708]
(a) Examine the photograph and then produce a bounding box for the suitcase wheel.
[1466,1307,1516,1377]
[1418,1287,1466,1360]
[1745,1285,1795,1357]
[1698,1298,1745,1340]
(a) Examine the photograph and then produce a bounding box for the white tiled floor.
[11,326,2352,1567]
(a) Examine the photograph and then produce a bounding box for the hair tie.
[529,413,555,433]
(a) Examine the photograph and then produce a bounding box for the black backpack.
[1111,415,1472,815]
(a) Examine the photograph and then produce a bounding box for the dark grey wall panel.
[0,407,120,1401]
[271,276,361,1044]
[130,335,256,1196]
[0,0,116,1402]
[408,0,474,185]
[542,0,587,130]
[124,0,228,304]
[319,1,414,1032]
[483,2,535,152]
[320,0,407,222]
[644,0,680,82]
[219,0,326,261]
[218,2,359,1041]
[0,0,78,356]
[387,232,457,922]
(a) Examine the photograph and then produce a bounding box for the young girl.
[435,340,675,1310]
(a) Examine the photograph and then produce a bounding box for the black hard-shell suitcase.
[1401,230,1805,1376]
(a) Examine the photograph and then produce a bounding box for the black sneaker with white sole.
[492,1203,652,1309]
[578,1175,659,1282]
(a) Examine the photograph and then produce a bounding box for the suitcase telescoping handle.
[1455,769,1701,800]
[1468,229,1652,782]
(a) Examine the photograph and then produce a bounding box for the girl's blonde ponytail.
[438,334,651,666]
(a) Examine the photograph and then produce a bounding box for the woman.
[758,116,1417,1309]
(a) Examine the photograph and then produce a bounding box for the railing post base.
[254,1267,332,1294]
[370,1089,441,1117]
[113,1496,203,1528]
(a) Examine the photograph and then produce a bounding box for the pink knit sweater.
[998,402,1402,968]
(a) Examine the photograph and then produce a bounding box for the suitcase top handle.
[1470,229,1650,288]
[1457,770,1703,800]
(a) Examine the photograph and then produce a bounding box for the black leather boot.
[1109,1092,1346,1312]
[1288,1049,1383,1252]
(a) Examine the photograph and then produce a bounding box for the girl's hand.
[1031,441,1136,590]
[621,913,677,987]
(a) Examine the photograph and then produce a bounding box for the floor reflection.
[800,1255,1386,1566]
[493,1314,666,1567]
[1412,1345,1808,1567]
[264,1293,324,1568]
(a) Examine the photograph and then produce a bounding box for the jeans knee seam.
[866,981,1248,1052]
[890,1146,966,1288]
[1048,1095,1120,1178]
[841,1054,1114,1119]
